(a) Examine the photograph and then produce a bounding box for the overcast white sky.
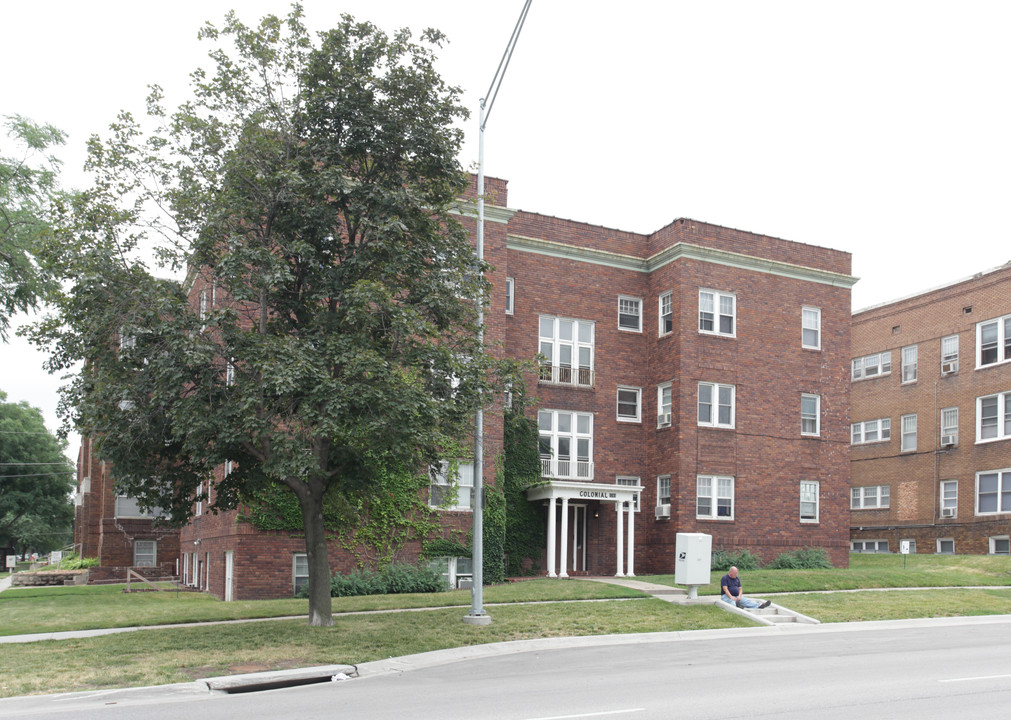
[4,1,1011,456]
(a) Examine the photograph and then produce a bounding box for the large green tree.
[0,115,66,341]
[0,391,75,554]
[32,6,511,626]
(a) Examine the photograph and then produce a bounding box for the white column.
[559,496,570,578]
[626,501,635,577]
[546,497,557,578]
[615,501,625,577]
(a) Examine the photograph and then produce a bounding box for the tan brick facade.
[850,264,1011,554]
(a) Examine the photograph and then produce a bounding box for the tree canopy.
[31,6,513,625]
[0,390,75,554]
[0,115,67,341]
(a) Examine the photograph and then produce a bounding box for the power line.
[0,472,75,479]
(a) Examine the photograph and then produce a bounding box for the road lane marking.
[940,674,1011,683]
[525,709,644,720]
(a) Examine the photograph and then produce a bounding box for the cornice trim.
[450,200,517,225]
[507,234,858,288]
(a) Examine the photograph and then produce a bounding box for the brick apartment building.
[850,262,1011,555]
[72,436,179,577]
[77,176,857,599]
[491,178,856,577]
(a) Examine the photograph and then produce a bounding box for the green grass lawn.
[0,599,749,698]
[4,554,1011,698]
[0,578,644,636]
[640,552,1011,594]
[785,587,1011,622]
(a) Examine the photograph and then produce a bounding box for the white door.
[224,551,234,602]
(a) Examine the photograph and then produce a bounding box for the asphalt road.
[5,616,1011,719]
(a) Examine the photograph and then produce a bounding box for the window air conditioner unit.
[655,504,670,520]
[658,412,671,428]
[941,507,955,518]
[941,362,957,375]
[940,435,955,447]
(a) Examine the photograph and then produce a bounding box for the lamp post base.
[463,612,492,626]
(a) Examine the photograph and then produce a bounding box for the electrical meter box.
[674,533,712,586]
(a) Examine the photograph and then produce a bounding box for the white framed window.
[430,556,473,589]
[616,476,641,512]
[293,553,308,595]
[199,288,208,330]
[851,352,892,381]
[851,485,890,509]
[616,387,641,423]
[936,538,955,555]
[901,413,917,452]
[940,407,958,446]
[975,468,1011,515]
[657,383,672,427]
[505,277,514,315]
[539,316,594,387]
[802,306,821,349]
[990,536,1010,555]
[699,290,736,337]
[429,462,475,511]
[940,480,958,517]
[901,345,918,383]
[977,314,1011,368]
[659,292,673,335]
[115,495,158,519]
[800,480,819,523]
[851,418,891,445]
[539,410,593,480]
[976,391,1011,443]
[225,460,234,477]
[618,296,642,332]
[226,359,235,386]
[119,326,136,351]
[698,382,735,429]
[657,475,671,507]
[697,475,733,520]
[801,394,820,436]
[133,540,157,568]
[851,539,889,553]
[941,334,959,373]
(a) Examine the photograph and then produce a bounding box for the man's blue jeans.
[722,593,762,609]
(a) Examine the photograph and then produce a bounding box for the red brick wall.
[851,263,1011,554]
[504,205,853,571]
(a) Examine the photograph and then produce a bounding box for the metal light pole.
[464,0,532,627]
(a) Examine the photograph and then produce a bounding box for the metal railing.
[538,363,594,387]
[540,457,593,480]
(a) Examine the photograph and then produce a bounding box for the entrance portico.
[527,480,641,578]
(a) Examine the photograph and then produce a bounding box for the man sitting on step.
[720,566,771,610]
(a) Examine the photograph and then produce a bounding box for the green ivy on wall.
[502,391,546,576]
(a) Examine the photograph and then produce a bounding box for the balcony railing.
[538,363,594,387]
[540,457,594,480]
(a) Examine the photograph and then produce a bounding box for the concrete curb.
[202,664,358,693]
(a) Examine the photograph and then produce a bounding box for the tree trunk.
[296,483,334,627]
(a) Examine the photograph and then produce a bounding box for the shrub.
[765,547,833,570]
[711,548,761,572]
[56,554,100,570]
[325,563,447,598]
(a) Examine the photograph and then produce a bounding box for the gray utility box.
[674,533,712,589]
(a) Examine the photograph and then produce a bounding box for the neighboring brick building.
[72,436,179,577]
[850,262,1011,555]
